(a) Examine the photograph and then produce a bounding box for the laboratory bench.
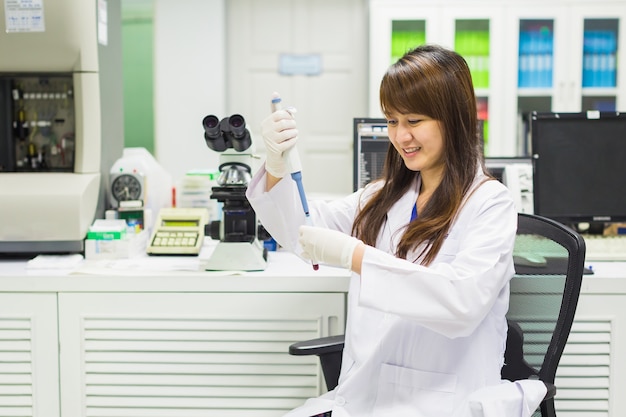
[0,250,350,417]
[0,255,625,417]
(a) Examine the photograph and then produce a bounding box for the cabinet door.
[58,292,345,417]
[563,293,626,416]
[0,293,59,417]
[569,4,626,113]
[503,6,562,156]
[439,5,507,156]
[369,0,441,116]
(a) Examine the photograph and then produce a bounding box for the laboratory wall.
[121,1,154,154]
[121,0,226,181]
[153,0,225,182]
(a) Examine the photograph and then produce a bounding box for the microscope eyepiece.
[202,114,227,152]
[229,114,245,130]
[227,114,251,151]
[202,115,220,135]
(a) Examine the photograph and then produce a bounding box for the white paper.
[27,254,84,270]
[4,0,45,33]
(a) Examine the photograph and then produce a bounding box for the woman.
[246,45,545,417]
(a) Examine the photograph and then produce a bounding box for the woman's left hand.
[298,225,362,269]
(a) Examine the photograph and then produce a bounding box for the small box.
[87,219,128,239]
[85,230,149,260]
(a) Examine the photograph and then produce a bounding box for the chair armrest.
[544,381,556,399]
[289,335,345,390]
[289,335,345,356]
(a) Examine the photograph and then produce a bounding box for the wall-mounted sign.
[279,54,322,76]
[4,0,45,33]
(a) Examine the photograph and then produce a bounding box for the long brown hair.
[352,44,489,265]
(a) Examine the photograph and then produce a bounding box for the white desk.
[0,250,350,417]
[0,254,624,417]
[0,250,351,293]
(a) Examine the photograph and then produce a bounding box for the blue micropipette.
[271,93,319,270]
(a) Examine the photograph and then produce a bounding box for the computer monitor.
[530,111,626,230]
[353,118,388,191]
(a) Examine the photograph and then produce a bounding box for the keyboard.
[515,234,568,258]
[583,235,626,261]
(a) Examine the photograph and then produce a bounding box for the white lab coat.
[246,165,547,417]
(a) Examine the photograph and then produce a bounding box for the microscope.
[201,114,268,271]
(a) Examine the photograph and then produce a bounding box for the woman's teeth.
[405,147,421,153]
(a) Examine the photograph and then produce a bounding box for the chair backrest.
[502,213,586,416]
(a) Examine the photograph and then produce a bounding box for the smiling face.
[379,46,481,192]
[386,112,445,181]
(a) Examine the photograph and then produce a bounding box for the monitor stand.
[574,221,605,235]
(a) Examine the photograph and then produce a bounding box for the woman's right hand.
[299,225,364,271]
[261,108,298,178]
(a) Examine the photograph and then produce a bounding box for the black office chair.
[289,213,586,417]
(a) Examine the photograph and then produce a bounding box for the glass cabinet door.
[501,7,561,156]
[580,17,620,111]
[571,4,626,113]
[369,2,441,116]
[518,20,554,90]
[510,14,559,156]
[440,7,506,156]
[391,20,426,64]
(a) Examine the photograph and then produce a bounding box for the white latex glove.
[261,108,298,178]
[299,225,362,269]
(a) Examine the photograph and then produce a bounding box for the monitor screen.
[353,118,388,191]
[531,111,626,226]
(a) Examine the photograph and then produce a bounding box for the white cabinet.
[57,292,344,417]
[369,0,626,156]
[0,294,60,417]
[0,257,348,417]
